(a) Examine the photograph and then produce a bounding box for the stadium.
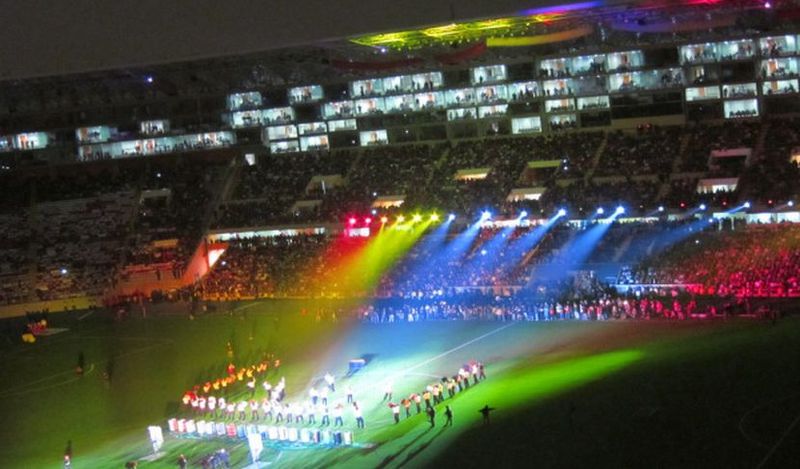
[2,0,800,467]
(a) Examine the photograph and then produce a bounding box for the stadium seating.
[5,116,800,306]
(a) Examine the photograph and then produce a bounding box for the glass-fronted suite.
[566,76,608,96]
[351,78,385,98]
[760,58,799,79]
[445,88,477,106]
[685,86,721,101]
[759,35,798,57]
[264,125,298,141]
[354,98,386,116]
[410,72,444,90]
[226,110,263,128]
[545,98,575,113]
[549,114,577,129]
[717,39,755,61]
[680,42,719,65]
[226,92,262,111]
[539,57,571,78]
[13,132,50,150]
[685,65,718,85]
[471,64,507,84]
[572,54,606,75]
[327,119,357,132]
[297,122,328,136]
[269,140,300,154]
[415,91,445,109]
[263,107,294,125]
[322,100,355,119]
[577,95,610,110]
[511,117,542,134]
[359,130,389,146]
[475,85,508,104]
[477,104,508,118]
[542,79,572,97]
[508,81,540,100]
[381,75,414,95]
[385,94,417,113]
[76,126,116,143]
[722,83,757,99]
[762,79,799,95]
[300,135,330,151]
[447,108,477,121]
[724,99,758,119]
[606,50,644,72]
[226,107,294,128]
[0,136,12,152]
[608,69,684,93]
[140,120,169,135]
[288,85,324,104]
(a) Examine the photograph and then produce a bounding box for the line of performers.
[387,361,485,424]
[182,372,367,429]
[182,357,280,402]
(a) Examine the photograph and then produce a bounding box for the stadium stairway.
[584,131,608,181]
[109,157,235,298]
[657,132,692,200]
[201,156,238,230]
[612,234,634,263]
[753,119,770,162]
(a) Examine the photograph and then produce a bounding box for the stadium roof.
[0,0,774,82]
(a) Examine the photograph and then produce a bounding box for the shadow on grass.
[375,426,434,469]
[396,426,447,468]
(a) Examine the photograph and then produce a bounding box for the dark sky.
[0,0,586,80]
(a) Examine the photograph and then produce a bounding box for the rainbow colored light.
[350,9,572,50]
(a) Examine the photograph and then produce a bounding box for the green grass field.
[1,301,799,468]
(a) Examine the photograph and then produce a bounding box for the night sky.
[0,0,570,80]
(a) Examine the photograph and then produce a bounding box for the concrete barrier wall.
[0,296,100,319]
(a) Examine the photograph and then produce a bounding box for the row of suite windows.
[268,130,385,153]
[222,34,800,111]
[222,39,800,126]
[77,131,235,161]
[267,114,588,155]
[75,120,170,144]
[686,80,799,101]
[0,132,50,152]
[33,34,800,156]
[229,65,767,126]
[270,99,764,155]
[680,35,800,65]
[224,34,800,112]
